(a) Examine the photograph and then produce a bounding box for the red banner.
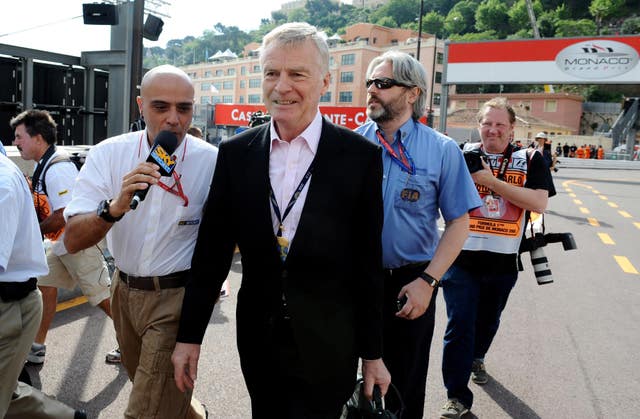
[214,104,368,129]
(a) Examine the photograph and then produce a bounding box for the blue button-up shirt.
[356,119,481,268]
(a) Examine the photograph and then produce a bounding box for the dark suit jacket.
[177,118,384,405]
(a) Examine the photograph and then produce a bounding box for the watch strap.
[419,271,439,288]
[98,199,124,223]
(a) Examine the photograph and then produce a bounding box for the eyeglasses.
[365,78,413,90]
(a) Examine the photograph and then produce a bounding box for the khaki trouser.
[111,271,205,419]
[0,289,76,418]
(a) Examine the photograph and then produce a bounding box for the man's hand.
[396,278,435,320]
[109,162,161,217]
[361,358,391,399]
[470,159,496,189]
[171,342,201,392]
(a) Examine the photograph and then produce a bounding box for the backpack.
[28,147,86,241]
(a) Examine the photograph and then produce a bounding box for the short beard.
[367,101,393,123]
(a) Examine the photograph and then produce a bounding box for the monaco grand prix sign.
[446,36,640,84]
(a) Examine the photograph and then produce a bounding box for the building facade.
[180,23,445,140]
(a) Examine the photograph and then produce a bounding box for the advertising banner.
[446,36,640,84]
[215,104,368,129]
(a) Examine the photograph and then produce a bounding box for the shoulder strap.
[39,154,73,197]
[31,145,57,192]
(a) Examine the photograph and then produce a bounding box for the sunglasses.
[365,77,413,89]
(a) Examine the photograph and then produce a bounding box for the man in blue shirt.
[356,51,481,419]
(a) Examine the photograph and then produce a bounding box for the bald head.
[136,65,195,145]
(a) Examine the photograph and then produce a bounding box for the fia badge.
[484,195,501,218]
[400,188,420,203]
[276,235,289,262]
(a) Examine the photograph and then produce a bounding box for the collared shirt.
[356,119,481,268]
[64,131,218,276]
[268,111,322,249]
[0,154,48,282]
[34,149,78,256]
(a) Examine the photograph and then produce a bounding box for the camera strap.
[494,144,514,181]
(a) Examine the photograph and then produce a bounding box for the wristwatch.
[419,272,439,288]
[97,199,124,223]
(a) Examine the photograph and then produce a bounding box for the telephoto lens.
[530,247,553,285]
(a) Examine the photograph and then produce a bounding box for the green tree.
[423,11,446,37]
[508,0,544,34]
[449,30,498,42]
[475,0,511,38]
[621,16,640,34]
[555,18,598,36]
[589,0,624,34]
[444,0,478,35]
[371,0,420,28]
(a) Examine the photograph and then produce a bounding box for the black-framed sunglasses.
[365,77,413,89]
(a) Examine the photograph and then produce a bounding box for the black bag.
[342,379,404,419]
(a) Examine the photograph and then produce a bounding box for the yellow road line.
[619,211,632,218]
[587,217,600,227]
[599,195,608,200]
[574,199,583,205]
[634,222,640,230]
[597,233,615,245]
[565,188,573,193]
[569,193,576,198]
[579,207,590,214]
[608,202,618,208]
[614,256,639,274]
[592,189,599,193]
[56,296,88,312]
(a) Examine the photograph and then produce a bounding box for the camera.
[463,148,487,173]
[519,232,577,285]
[248,111,271,127]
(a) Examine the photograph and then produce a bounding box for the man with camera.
[439,97,552,419]
[355,51,481,419]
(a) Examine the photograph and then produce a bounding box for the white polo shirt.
[64,131,218,277]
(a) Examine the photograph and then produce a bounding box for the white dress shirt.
[0,154,48,282]
[268,111,322,250]
[64,131,218,276]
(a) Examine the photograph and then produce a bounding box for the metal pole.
[416,0,424,60]
[428,36,437,127]
[129,0,144,127]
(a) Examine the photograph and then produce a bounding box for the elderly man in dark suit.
[171,22,390,418]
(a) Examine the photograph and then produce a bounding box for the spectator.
[187,126,203,139]
[63,64,217,419]
[10,109,119,366]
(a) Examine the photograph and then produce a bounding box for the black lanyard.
[31,145,57,192]
[269,161,315,238]
[487,144,514,181]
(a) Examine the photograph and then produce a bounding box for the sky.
[0,0,290,56]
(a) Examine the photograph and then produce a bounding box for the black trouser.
[246,315,344,419]
[382,262,438,419]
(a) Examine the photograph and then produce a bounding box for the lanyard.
[269,161,315,237]
[137,133,189,206]
[485,144,514,181]
[376,130,415,175]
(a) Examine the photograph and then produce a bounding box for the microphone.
[129,130,179,210]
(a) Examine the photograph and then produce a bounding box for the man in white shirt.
[11,109,118,365]
[64,65,217,419]
[0,153,85,418]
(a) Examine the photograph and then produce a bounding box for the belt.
[119,270,189,291]
[0,278,37,302]
[383,261,429,278]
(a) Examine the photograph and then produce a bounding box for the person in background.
[355,50,481,419]
[0,152,87,419]
[10,109,120,365]
[63,65,217,419]
[439,98,551,419]
[172,22,390,418]
[187,126,203,139]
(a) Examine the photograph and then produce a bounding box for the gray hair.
[260,22,329,73]
[366,50,428,120]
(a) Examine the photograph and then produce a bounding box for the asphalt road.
[24,167,640,419]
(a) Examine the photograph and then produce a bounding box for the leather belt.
[119,270,189,291]
[384,261,429,278]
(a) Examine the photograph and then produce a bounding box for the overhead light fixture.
[82,3,119,25]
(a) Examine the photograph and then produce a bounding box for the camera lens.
[530,248,553,285]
